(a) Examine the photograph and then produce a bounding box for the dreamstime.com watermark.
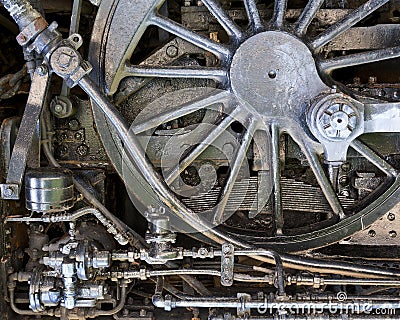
[257,292,397,316]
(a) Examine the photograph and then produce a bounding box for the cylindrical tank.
[25,168,74,213]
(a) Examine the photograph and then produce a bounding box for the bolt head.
[51,46,80,75]
[51,96,74,118]
[36,66,47,76]
[54,104,64,112]
[59,145,69,157]
[18,34,27,42]
[198,247,208,256]
[368,76,377,84]
[3,187,14,197]
[59,54,73,67]
[389,230,397,238]
[341,163,351,172]
[368,229,376,237]
[74,132,83,140]
[166,45,178,58]
[222,244,232,254]
[388,212,396,221]
[268,70,277,79]
[68,119,80,130]
[76,144,89,156]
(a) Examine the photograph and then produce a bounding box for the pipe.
[322,279,400,287]
[151,294,400,310]
[147,269,274,283]
[78,207,130,245]
[9,286,55,316]
[166,262,211,296]
[210,316,398,320]
[277,253,400,279]
[114,269,274,283]
[91,282,127,317]
[42,155,141,248]
[235,250,284,295]
[0,0,41,31]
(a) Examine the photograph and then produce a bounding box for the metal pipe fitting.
[8,286,55,316]
[91,281,127,317]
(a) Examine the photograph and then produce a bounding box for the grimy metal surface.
[88,0,400,251]
[1,66,50,199]
[1,0,400,319]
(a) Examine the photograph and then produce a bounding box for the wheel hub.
[230,31,328,119]
[319,102,357,139]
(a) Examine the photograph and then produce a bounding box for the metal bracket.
[221,243,234,286]
[1,66,50,200]
[237,293,251,318]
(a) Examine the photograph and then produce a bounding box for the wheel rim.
[88,0,400,252]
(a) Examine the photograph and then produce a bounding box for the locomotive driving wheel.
[88,0,400,251]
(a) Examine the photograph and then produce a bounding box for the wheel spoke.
[319,46,400,73]
[364,102,400,134]
[294,0,325,36]
[124,64,228,81]
[296,137,345,219]
[132,90,231,134]
[270,123,283,235]
[271,0,287,28]
[243,0,263,31]
[212,117,257,224]
[149,14,231,60]
[201,0,244,42]
[311,0,389,51]
[350,139,398,177]
[165,105,243,185]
